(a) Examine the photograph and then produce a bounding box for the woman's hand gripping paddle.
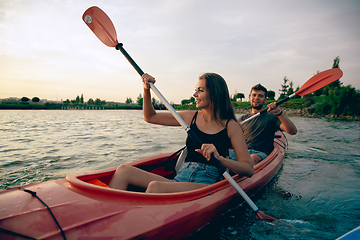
[241,68,343,124]
[82,6,279,222]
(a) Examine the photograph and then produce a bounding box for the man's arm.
[277,112,297,135]
[267,102,297,135]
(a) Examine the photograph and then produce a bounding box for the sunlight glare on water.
[0,110,186,188]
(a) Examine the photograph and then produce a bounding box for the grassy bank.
[175,97,359,120]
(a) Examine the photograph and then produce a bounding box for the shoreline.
[1,106,358,120]
[234,108,360,121]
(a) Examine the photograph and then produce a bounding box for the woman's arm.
[142,73,195,126]
[218,120,254,177]
[196,120,254,177]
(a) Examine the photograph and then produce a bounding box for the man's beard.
[251,101,264,110]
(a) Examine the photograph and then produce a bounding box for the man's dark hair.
[250,84,268,98]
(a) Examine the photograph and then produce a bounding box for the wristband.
[276,110,283,116]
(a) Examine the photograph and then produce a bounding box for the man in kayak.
[230,84,297,165]
[108,73,253,193]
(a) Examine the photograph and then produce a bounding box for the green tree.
[95,98,101,105]
[80,94,84,104]
[181,96,196,105]
[232,90,238,102]
[32,97,40,103]
[320,56,342,96]
[126,97,132,104]
[137,94,143,106]
[234,93,245,102]
[333,55,340,68]
[20,97,30,105]
[287,81,294,96]
[329,56,341,89]
[316,85,360,117]
[279,77,289,99]
[63,99,70,104]
[267,90,275,100]
[87,98,94,105]
[76,95,80,104]
[21,97,30,103]
[181,99,190,105]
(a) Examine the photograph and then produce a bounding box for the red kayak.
[0,132,286,240]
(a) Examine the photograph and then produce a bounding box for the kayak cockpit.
[66,132,286,204]
[65,151,235,204]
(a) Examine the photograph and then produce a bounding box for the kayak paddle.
[83,6,278,222]
[241,68,343,124]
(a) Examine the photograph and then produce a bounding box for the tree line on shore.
[1,57,359,118]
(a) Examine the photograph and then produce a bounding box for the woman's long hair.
[199,73,236,126]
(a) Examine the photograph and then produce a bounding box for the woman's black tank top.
[185,111,232,167]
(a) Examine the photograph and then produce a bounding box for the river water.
[0,110,359,239]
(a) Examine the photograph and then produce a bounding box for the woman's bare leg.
[146,181,207,193]
[108,165,172,190]
[250,154,262,165]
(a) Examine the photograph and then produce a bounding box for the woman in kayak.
[108,73,253,193]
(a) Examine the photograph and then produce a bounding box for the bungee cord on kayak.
[2,187,67,240]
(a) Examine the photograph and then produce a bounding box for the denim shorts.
[229,149,268,161]
[172,162,221,185]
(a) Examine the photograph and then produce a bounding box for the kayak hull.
[0,132,286,239]
[336,226,360,240]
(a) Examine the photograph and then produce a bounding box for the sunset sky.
[1,0,359,104]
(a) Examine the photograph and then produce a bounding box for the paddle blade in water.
[82,6,118,47]
[256,210,277,222]
[296,68,343,96]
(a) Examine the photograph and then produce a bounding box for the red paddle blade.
[257,210,295,228]
[256,210,277,222]
[295,68,343,96]
[83,6,118,47]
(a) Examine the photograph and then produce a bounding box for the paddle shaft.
[115,43,260,213]
[116,44,189,130]
[241,68,343,124]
